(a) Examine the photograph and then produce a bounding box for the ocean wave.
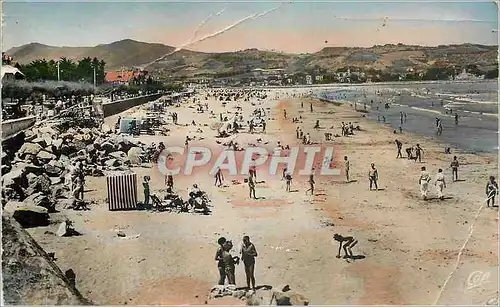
[410,106,443,115]
[454,97,498,104]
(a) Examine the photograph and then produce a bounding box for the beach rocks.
[37,150,56,162]
[26,174,52,195]
[44,163,63,177]
[104,159,119,167]
[6,203,51,228]
[272,291,309,305]
[128,147,143,165]
[24,192,55,212]
[208,284,308,305]
[18,143,42,158]
[100,141,115,154]
[57,220,80,237]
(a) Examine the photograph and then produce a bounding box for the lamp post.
[57,61,60,81]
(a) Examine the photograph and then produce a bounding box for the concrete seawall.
[1,116,37,140]
[1,94,163,141]
[103,93,163,118]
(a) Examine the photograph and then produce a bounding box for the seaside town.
[2,2,499,306]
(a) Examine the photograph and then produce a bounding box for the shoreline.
[315,82,498,154]
[23,87,498,305]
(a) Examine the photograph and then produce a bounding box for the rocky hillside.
[7,39,498,77]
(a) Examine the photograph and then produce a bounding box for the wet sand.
[27,87,498,305]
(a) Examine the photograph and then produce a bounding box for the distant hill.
[7,39,498,78]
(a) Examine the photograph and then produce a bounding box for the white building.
[305,75,313,85]
[1,65,25,82]
[455,68,484,80]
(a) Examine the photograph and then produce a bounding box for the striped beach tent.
[106,172,138,211]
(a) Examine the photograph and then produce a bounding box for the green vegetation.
[18,57,106,84]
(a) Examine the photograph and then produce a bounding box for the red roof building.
[105,71,136,83]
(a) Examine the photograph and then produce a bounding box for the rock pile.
[208,284,309,306]
[2,121,147,226]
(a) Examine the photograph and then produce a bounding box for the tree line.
[18,57,106,84]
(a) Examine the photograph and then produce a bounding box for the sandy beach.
[26,86,498,305]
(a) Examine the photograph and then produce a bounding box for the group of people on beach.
[215,236,258,291]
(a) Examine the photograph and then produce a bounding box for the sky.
[2,0,499,53]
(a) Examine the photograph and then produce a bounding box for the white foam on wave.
[410,106,443,115]
[455,97,498,104]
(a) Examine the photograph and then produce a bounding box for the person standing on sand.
[283,109,287,119]
[306,168,316,196]
[165,173,174,190]
[435,169,446,200]
[450,156,459,181]
[285,171,293,192]
[296,127,300,139]
[215,237,227,285]
[214,167,224,187]
[395,139,403,158]
[415,144,424,162]
[368,163,378,191]
[241,236,258,292]
[486,176,499,207]
[248,170,257,199]
[310,102,313,113]
[250,158,257,181]
[301,101,304,108]
[455,113,459,125]
[222,241,239,285]
[400,111,403,125]
[419,166,431,200]
[344,156,350,183]
[143,175,150,206]
[404,113,407,122]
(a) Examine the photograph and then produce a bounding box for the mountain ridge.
[7,39,498,78]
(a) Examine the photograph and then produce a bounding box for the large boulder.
[272,291,309,306]
[2,216,92,304]
[44,164,63,177]
[51,184,70,199]
[14,162,43,176]
[128,147,143,165]
[104,158,119,167]
[2,169,26,188]
[37,151,57,163]
[24,192,55,212]
[109,151,130,164]
[32,137,49,148]
[100,141,115,154]
[26,174,52,195]
[52,138,64,151]
[18,143,43,159]
[4,202,50,228]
